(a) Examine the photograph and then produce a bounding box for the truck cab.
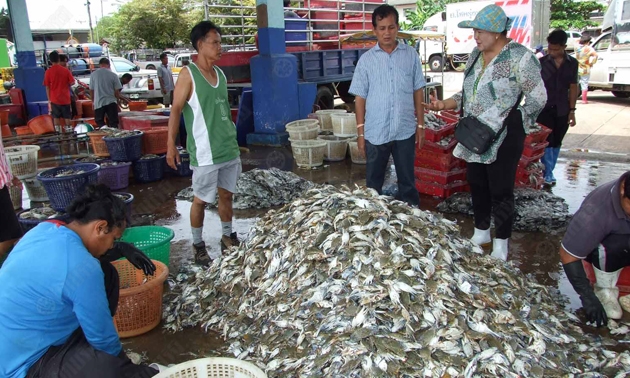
[587,0,630,98]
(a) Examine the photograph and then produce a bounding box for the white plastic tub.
[331,113,357,137]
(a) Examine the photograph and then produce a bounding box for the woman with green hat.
[424,4,547,261]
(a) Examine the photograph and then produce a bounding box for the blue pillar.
[247,0,307,146]
[8,0,46,103]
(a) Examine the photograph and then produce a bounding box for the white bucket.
[317,135,350,161]
[315,109,347,131]
[285,119,319,140]
[289,139,327,168]
[331,113,357,137]
[348,140,367,164]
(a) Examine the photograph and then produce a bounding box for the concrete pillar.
[8,0,46,103]
[247,0,305,146]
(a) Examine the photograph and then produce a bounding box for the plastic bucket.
[5,145,40,179]
[285,119,319,140]
[348,140,366,164]
[331,113,357,137]
[289,139,327,168]
[317,135,350,161]
[315,109,347,131]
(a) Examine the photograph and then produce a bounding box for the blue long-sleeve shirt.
[0,222,122,378]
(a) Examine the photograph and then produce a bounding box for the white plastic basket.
[154,357,267,378]
[315,109,347,131]
[331,113,357,137]
[285,119,319,140]
[5,145,40,179]
[289,139,327,168]
[317,135,349,161]
[348,140,367,164]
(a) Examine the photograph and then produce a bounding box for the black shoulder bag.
[454,53,523,155]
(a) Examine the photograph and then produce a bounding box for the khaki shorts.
[163,91,173,106]
[191,157,241,204]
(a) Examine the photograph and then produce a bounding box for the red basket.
[1,124,11,138]
[522,141,549,158]
[524,124,552,144]
[515,173,544,189]
[15,126,33,136]
[128,101,148,112]
[414,167,467,185]
[424,123,456,143]
[415,149,465,171]
[518,151,544,169]
[583,261,630,296]
[415,180,470,199]
[77,100,94,118]
[421,138,457,154]
[516,163,543,183]
[27,115,55,135]
[122,116,169,131]
[142,127,169,154]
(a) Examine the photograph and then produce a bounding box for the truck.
[585,0,630,98]
[123,49,173,70]
[419,0,551,71]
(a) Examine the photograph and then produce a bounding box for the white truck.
[420,0,551,71]
[586,0,630,98]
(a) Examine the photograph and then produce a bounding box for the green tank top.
[182,63,240,167]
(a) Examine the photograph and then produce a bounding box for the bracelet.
[417,124,425,129]
[357,134,364,137]
[356,123,365,129]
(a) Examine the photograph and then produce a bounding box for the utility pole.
[203,0,209,20]
[86,0,95,43]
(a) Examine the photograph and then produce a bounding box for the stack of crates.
[515,124,552,189]
[414,111,468,198]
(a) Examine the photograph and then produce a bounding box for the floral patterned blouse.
[451,41,547,164]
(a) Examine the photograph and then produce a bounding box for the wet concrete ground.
[14,141,630,365]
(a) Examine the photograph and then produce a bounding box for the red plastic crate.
[414,167,467,185]
[441,110,460,120]
[421,137,457,154]
[424,121,457,143]
[516,163,543,184]
[415,180,470,199]
[518,151,544,169]
[522,141,549,158]
[524,124,552,144]
[343,16,370,31]
[415,149,465,171]
[515,173,544,190]
[121,115,170,131]
[583,261,630,296]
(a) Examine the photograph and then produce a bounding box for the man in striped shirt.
[0,136,23,258]
[349,5,426,207]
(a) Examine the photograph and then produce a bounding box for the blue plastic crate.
[285,19,308,46]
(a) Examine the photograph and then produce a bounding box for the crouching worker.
[560,171,630,327]
[0,184,158,378]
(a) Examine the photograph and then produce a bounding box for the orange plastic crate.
[142,127,168,154]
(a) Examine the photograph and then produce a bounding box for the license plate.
[130,94,140,99]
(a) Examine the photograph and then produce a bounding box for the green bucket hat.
[458,4,513,33]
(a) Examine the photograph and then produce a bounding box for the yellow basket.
[112,259,169,338]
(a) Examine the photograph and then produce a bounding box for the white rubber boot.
[620,295,630,314]
[490,238,509,261]
[470,227,491,246]
[593,267,623,320]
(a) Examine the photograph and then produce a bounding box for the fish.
[162,184,630,377]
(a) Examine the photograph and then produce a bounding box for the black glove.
[563,260,607,327]
[105,242,156,276]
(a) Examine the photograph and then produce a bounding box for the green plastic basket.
[119,226,174,267]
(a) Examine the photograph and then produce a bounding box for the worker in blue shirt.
[349,4,426,207]
[0,184,158,378]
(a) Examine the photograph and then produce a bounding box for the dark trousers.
[586,234,630,272]
[94,103,120,128]
[0,186,23,242]
[466,110,525,239]
[536,107,569,148]
[27,261,157,378]
[365,134,419,207]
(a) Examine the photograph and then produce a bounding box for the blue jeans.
[365,134,419,207]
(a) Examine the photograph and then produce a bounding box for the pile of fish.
[424,112,448,130]
[100,161,127,167]
[163,185,630,377]
[139,154,161,160]
[75,155,109,163]
[176,168,314,210]
[436,135,455,147]
[53,168,85,178]
[520,162,545,186]
[437,188,571,233]
[100,127,142,138]
[19,207,64,220]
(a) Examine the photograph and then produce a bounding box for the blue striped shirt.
[349,42,426,145]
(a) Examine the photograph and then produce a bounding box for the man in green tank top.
[166,21,242,266]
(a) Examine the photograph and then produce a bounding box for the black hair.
[160,52,168,59]
[59,54,68,63]
[547,29,568,46]
[283,0,290,7]
[372,4,399,27]
[99,57,110,66]
[49,51,59,63]
[66,184,127,232]
[501,30,508,36]
[190,21,222,52]
[580,35,592,45]
[623,171,630,200]
[121,73,132,81]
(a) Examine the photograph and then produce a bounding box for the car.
[566,30,582,51]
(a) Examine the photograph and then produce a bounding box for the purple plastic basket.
[133,155,165,183]
[37,164,100,212]
[103,132,144,162]
[98,161,131,190]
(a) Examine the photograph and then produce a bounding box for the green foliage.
[550,0,605,30]
[401,0,469,31]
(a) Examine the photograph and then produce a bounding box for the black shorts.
[0,186,23,242]
[51,103,72,120]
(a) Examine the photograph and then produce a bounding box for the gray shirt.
[562,174,630,259]
[157,64,174,92]
[89,68,122,109]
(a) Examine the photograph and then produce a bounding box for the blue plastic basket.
[164,151,192,177]
[98,161,131,190]
[133,155,165,183]
[103,132,144,162]
[38,164,100,212]
[17,209,71,233]
[113,192,134,225]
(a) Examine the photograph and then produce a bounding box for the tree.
[401,0,467,31]
[206,0,257,46]
[550,0,604,30]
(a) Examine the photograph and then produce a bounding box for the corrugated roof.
[29,4,91,32]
